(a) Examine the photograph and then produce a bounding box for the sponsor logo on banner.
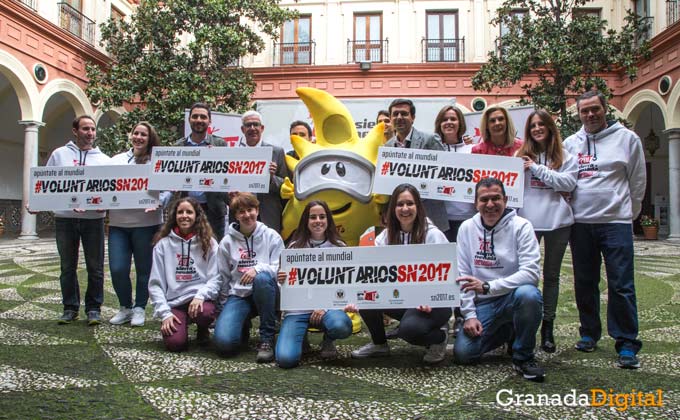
[86,196,102,205]
[357,290,379,302]
[71,196,77,203]
[393,289,400,298]
[112,195,118,202]
[184,177,191,184]
[336,289,345,299]
[199,178,214,186]
[438,185,455,195]
[223,178,229,185]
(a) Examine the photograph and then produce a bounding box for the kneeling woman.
[276,201,353,368]
[148,197,221,352]
[350,184,452,364]
[213,193,284,363]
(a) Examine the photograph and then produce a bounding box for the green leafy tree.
[87,0,295,155]
[472,0,652,137]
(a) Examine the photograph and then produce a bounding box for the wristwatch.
[482,281,490,295]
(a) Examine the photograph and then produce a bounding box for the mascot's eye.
[321,163,331,175]
[336,162,346,177]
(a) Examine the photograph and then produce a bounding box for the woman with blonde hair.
[472,106,522,156]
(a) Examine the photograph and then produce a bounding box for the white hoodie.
[218,221,284,298]
[148,231,221,321]
[563,122,646,223]
[374,219,448,246]
[517,150,578,231]
[46,141,110,219]
[108,149,163,228]
[456,209,540,320]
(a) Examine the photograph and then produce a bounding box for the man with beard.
[173,103,229,240]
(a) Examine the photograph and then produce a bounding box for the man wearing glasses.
[238,110,289,232]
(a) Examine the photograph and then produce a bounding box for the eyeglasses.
[243,122,262,128]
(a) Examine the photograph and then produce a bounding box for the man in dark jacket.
[173,103,229,240]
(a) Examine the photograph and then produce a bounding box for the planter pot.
[642,226,658,240]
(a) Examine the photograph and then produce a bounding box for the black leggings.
[359,307,452,346]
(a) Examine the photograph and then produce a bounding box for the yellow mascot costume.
[281,87,388,333]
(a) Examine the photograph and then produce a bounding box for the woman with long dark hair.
[349,184,452,364]
[516,109,577,352]
[148,197,220,352]
[275,200,353,368]
[108,122,162,327]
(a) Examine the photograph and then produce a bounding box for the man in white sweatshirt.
[454,178,544,382]
[44,116,111,325]
[564,90,646,369]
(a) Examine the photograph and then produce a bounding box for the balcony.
[273,41,316,66]
[669,0,680,28]
[17,0,36,10]
[422,37,465,62]
[347,39,388,63]
[58,2,95,45]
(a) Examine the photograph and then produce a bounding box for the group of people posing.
[38,89,646,384]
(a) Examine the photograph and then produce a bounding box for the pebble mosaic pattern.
[0,237,677,419]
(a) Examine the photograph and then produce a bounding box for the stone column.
[18,120,44,240]
[665,128,680,239]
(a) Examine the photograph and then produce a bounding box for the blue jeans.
[276,310,352,368]
[108,225,159,309]
[570,223,641,354]
[213,272,278,355]
[454,284,543,364]
[536,226,571,322]
[55,217,105,312]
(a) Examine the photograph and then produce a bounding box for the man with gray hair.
[238,110,288,232]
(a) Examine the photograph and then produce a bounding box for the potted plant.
[640,215,659,240]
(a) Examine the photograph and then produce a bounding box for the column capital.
[17,120,45,128]
[663,127,680,139]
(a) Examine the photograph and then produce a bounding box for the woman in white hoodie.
[148,197,221,352]
[349,184,452,364]
[275,200,353,368]
[516,109,578,353]
[213,193,284,363]
[108,122,162,327]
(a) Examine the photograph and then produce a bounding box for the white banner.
[373,147,525,207]
[148,146,272,193]
[256,97,456,151]
[280,243,459,311]
[29,165,159,211]
[184,110,243,147]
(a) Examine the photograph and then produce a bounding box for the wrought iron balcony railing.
[347,39,388,63]
[667,0,679,28]
[273,41,316,66]
[58,2,95,45]
[421,37,465,62]
[17,0,37,10]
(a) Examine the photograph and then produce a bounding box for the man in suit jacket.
[383,98,448,233]
[173,103,229,240]
[237,110,288,233]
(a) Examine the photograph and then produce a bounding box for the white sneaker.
[130,307,146,327]
[351,342,390,359]
[423,328,448,364]
[109,307,133,325]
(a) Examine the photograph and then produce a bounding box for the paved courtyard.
[0,235,678,419]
